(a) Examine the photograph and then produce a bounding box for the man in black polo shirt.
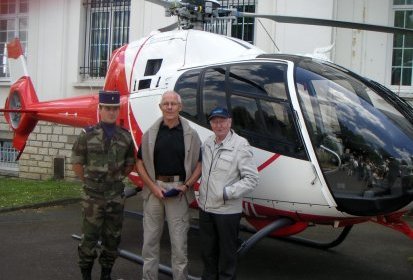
[136,90,202,280]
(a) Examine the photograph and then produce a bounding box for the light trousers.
[142,181,190,280]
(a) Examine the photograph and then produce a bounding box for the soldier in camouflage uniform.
[71,90,135,280]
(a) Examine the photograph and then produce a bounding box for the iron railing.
[205,0,256,44]
[0,140,18,170]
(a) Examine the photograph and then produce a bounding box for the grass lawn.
[0,177,82,209]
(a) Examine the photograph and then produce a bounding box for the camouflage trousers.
[78,191,125,269]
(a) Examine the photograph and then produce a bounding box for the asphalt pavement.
[0,195,412,280]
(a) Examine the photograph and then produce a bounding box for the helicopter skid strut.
[237,217,294,257]
[238,223,354,249]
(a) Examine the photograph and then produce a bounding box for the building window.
[392,0,413,86]
[0,139,18,171]
[81,0,130,79]
[0,0,28,79]
[205,0,256,44]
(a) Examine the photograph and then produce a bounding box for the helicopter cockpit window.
[228,63,304,159]
[229,63,288,100]
[175,69,200,119]
[202,67,226,120]
[295,61,413,215]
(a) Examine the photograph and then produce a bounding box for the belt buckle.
[170,176,179,182]
[157,175,180,183]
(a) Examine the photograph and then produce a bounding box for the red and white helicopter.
[1,0,413,275]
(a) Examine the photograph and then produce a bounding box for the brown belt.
[155,175,183,183]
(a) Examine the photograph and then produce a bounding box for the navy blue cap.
[99,90,120,106]
[208,107,230,120]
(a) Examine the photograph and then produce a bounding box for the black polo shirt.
[137,121,186,179]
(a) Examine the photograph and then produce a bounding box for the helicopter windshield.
[295,60,413,216]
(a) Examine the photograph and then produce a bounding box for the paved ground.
[0,195,412,280]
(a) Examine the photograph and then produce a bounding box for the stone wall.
[0,114,82,181]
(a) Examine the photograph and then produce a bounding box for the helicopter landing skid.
[125,210,351,252]
[279,225,354,249]
[238,223,353,249]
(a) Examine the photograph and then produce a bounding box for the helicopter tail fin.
[0,38,39,159]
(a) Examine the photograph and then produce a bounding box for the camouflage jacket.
[71,122,136,195]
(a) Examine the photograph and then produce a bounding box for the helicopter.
[1,0,413,277]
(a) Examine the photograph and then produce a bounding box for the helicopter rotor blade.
[158,21,179,32]
[238,12,413,36]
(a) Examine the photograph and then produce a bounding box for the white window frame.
[0,0,28,81]
[391,1,413,89]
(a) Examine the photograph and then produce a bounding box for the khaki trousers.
[142,181,190,280]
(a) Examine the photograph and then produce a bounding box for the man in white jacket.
[198,107,259,280]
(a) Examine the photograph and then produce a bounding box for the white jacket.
[199,130,259,214]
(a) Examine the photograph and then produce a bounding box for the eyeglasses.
[161,102,180,107]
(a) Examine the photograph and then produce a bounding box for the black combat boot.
[100,266,112,280]
[80,266,92,280]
